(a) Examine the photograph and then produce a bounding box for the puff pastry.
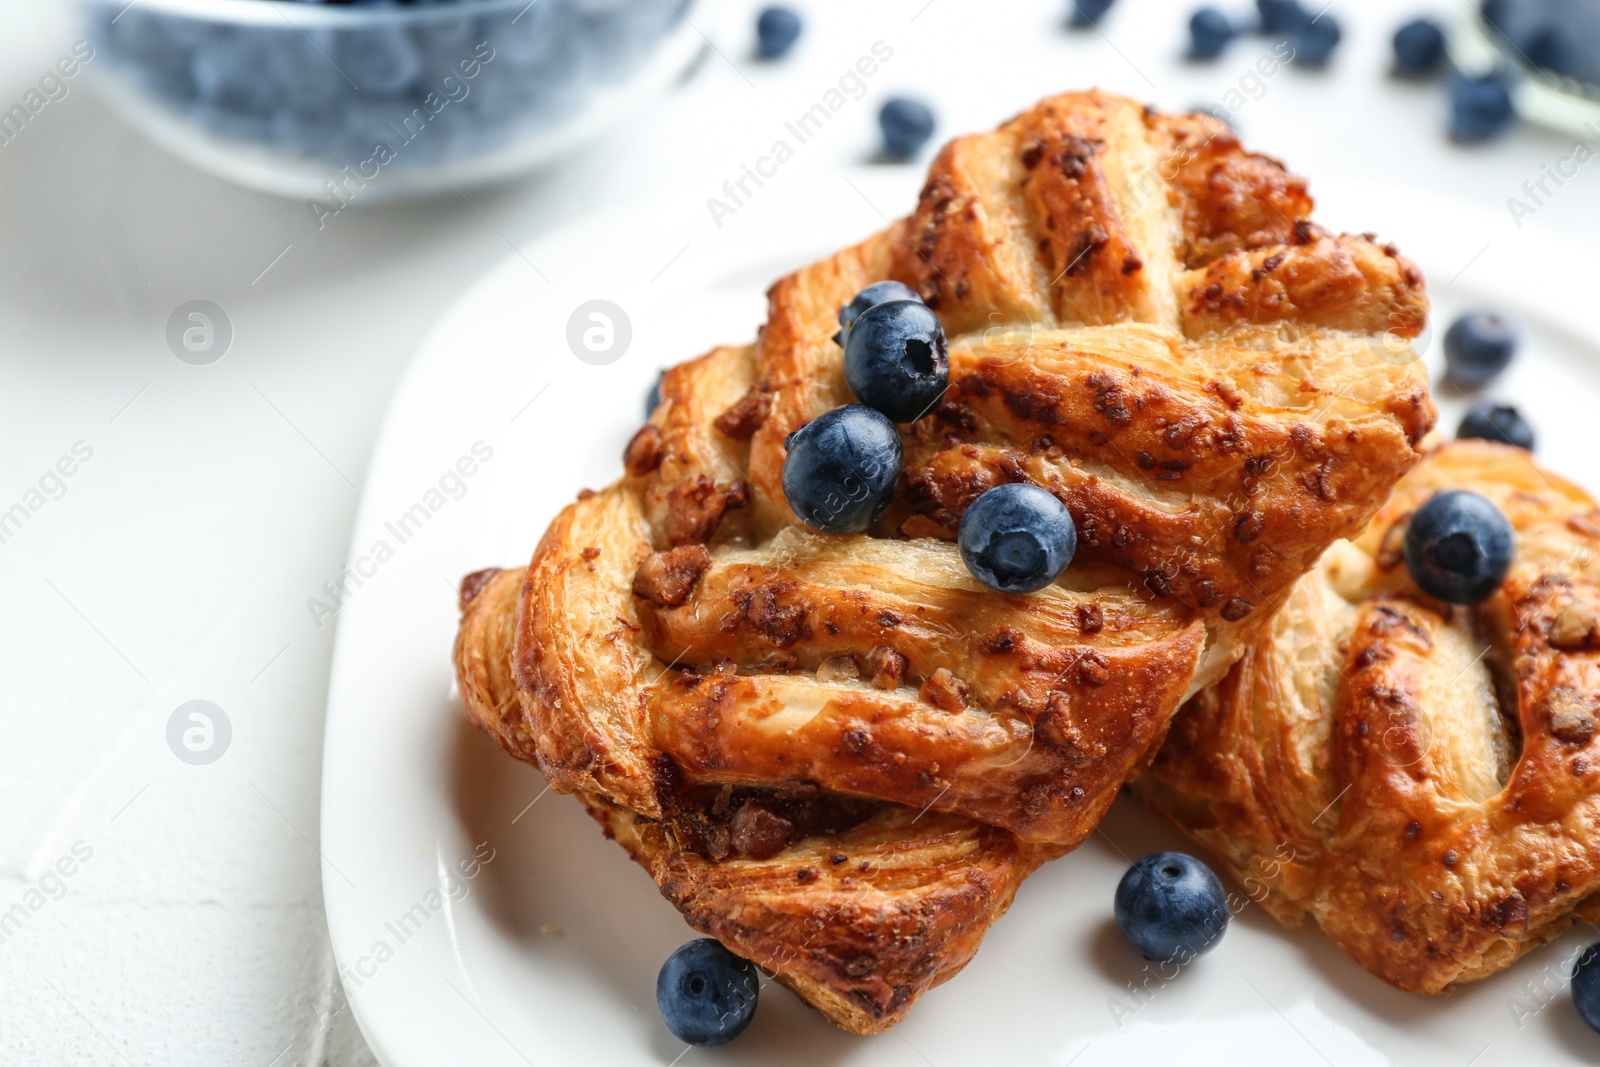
[1138,439,1600,993]
[453,90,1435,1033]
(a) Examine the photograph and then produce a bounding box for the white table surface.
[3,0,1598,1063]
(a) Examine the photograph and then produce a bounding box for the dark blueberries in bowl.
[86,0,696,191]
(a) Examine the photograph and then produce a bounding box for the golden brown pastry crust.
[745,91,1433,683]
[1138,440,1600,993]
[511,339,1215,847]
[456,564,1060,1032]
[452,90,1436,1033]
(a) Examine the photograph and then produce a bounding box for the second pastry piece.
[1139,440,1600,993]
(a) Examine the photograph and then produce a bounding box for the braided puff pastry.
[1138,440,1600,993]
[453,91,1434,1032]
[746,90,1433,687]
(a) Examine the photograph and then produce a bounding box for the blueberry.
[656,939,758,1047]
[1443,310,1518,387]
[879,98,935,158]
[1403,490,1515,604]
[646,371,664,419]
[191,29,278,115]
[1188,8,1235,59]
[410,15,478,82]
[106,11,207,104]
[1449,73,1516,142]
[1393,18,1446,76]
[783,405,903,535]
[1114,852,1230,963]
[1292,14,1342,66]
[1524,28,1569,73]
[491,4,594,129]
[958,484,1077,594]
[265,29,345,114]
[1574,942,1600,1034]
[1457,404,1535,451]
[756,6,801,59]
[1255,0,1307,35]
[583,3,662,84]
[843,300,949,423]
[1068,0,1116,27]
[339,25,422,95]
[838,280,922,334]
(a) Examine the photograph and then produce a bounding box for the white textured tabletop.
[2,0,1598,1063]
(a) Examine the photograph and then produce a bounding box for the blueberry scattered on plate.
[755,5,801,59]
[1457,404,1535,451]
[656,939,759,1046]
[1256,0,1307,35]
[1188,8,1235,59]
[958,484,1077,594]
[843,300,949,423]
[1573,942,1600,1034]
[1068,0,1117,28]
[1403,490,1515,604]
[1392,17,1446,77]
[1449,73,1516,142]
[1444,309,1518,387]
[1293,13,1342,66]
[1114,852,1230,963]
[837,280,922,346]
[879,97,936,158]
[783,405,903,535]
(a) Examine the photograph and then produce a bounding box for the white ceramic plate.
[321,170,1600,1067]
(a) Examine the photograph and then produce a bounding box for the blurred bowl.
[81,0,707,200]
[1456,0,1600,136]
